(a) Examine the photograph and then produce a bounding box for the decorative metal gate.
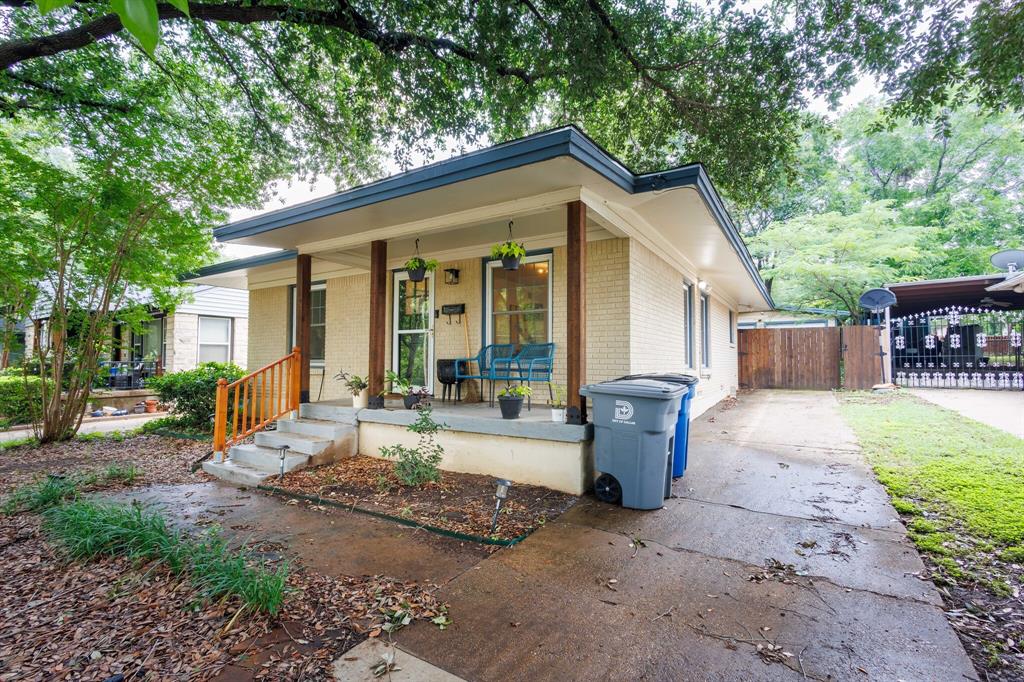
[891,306,1024,390]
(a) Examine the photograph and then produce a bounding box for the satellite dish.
[858,288,897,313]
[991,249,1024,273]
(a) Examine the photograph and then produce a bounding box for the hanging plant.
[405,239,438,282]
[492,221,526,270]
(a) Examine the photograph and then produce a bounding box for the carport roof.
[887,273,1024,316]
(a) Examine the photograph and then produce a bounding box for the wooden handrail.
[213,346,302,460]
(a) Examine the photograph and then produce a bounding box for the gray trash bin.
[580,378,685,510]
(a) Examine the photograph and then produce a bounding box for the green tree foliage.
[741,99,1024,309]
[0,0,866,207]
[752,202,927,319]
[0,121,237,441]
[783,0,1024,118]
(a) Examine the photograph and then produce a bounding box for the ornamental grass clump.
[43,500,289,615]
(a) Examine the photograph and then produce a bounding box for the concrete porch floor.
[394,390,977,681]
[314,395,567,424]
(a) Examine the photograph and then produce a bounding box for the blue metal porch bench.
[456,343,556,408]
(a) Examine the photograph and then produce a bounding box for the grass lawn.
[839,391,1024,677]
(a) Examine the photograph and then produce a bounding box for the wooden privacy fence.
[738,326,881,391]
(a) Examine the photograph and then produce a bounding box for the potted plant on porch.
[385,370,431,409]
[497,384,532,419]
[492,220,526,270]
[548,383,566,423]
[404,255,438,283]
[335,369,369,409]
[491,240,526,271]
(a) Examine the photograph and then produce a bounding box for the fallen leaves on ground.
[275,455,576,540]
[0,435,211,493]
[0,514,445,681]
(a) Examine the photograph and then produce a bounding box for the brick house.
[188,127,773,493]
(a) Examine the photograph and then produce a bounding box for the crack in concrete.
[562,518,942,609]
[667,494,908,538]
[706,437,863,454]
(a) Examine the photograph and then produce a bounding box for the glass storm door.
[392,271,434,390]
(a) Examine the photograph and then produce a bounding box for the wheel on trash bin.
[594,474,622,504]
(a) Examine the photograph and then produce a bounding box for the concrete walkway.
[908,388,1024,438]
[397,390,977,681]
[0,412,167,443]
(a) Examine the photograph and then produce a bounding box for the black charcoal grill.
[436,359,468,402]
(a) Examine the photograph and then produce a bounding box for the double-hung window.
[700,293,711,369]
[198,316,232,363]
[290,284,326,365]
[486,254,552,347]
[683,282,695,368]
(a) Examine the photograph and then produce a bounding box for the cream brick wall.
[243,235,738,415]
[321,273,371,401]
[625,240,739,419]
[231,316,248,370]
[247,286,290,372]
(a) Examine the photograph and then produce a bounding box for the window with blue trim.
[683,282,694,368]
[700,293,711,368]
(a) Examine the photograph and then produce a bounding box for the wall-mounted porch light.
[444,268,460,285]
[490,478,513,534]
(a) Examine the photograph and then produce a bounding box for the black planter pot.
[368,395,385,409]
[407,266,427,282]
[403,394,421,410]
[498,395,524,419]
[501,255,521,271]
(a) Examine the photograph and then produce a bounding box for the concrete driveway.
[397,390,977,681]
[908,388,1024,438]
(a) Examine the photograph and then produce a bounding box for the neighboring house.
[22,285,249,387]
[188,126,773,493]
[738,305,849,329]
[0,320,26,369]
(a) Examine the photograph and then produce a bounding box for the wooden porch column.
[566,200,588,424]
[368,240,388,399]
[296,254,312,403]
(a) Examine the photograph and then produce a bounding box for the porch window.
[683,282,695,367]
[198,316,232,363]
[131,318,164,364]
[290,284,326,365]
[728,310,735,344]
[486,254,552,347]
[700,293,711,368]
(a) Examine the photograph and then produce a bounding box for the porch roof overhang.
[189,126,772,310]
[886,274,1024,316]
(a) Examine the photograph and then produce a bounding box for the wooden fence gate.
[738,326,881,390]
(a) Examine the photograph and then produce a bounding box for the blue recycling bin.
[620,373,698,477]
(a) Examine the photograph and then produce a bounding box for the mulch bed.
[276,456,578,540]
[0,514,445,681]
[0,435,211,494]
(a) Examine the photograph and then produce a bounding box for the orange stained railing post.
[213,378,228,461]
[212,347,304,459]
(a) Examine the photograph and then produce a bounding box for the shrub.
[0,374,50,429]
[145,362,245,431]
[380,405,445,486]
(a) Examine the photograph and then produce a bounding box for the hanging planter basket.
[404,241,437,283]
[492,222,526,271]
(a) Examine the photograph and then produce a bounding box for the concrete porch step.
[278,417,354,440]
[229,443,310,473]
[255,429,333,455]
[202,459,276,487]
[299,402,360,424]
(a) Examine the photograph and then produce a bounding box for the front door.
[392,271,434,391]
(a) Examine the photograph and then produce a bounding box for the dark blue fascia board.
[213,125,772,306]
[182,249,297,280]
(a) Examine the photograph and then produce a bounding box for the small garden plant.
[549,383,566,408]
[383,369,413,396]
[379,404,445,486]
[335,369,369,396]
[498,384,532,398]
